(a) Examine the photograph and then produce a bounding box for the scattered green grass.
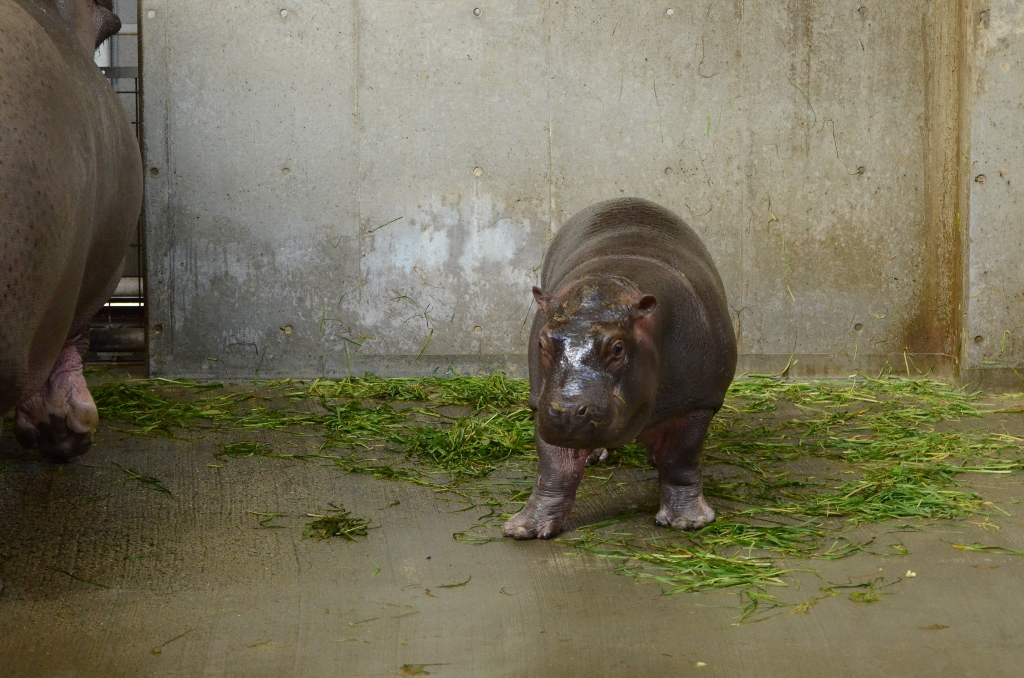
[303,504,371,541]
[568,527,794,594]
[92,380,248,436]
[91,371,1024,614]
[246,510,286,528]
[848,589,880,603]
[436,575,472,588]
[284,372,528,410]
[323,401,409,449]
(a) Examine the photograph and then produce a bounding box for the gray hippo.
[503,198,736,539]
[1,0,141,461]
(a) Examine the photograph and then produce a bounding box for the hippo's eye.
[612,341,624,357]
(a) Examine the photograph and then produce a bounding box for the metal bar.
[88,327,146,353]
[99,67,139,79]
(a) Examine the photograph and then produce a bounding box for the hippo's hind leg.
[502,422,590,540]
[638,409,716,531]
[15,337,98,462]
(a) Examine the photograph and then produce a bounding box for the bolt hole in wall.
[89,0,146,363]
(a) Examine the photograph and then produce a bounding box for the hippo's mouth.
[536,413,633,451]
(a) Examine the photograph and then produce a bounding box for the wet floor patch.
[4,373,1024,675]
[70,373,1024,619]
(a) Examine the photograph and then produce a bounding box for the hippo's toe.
[584,448,609,467]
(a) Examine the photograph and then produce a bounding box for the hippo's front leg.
[502,424,589,540]
[638,409,716,531]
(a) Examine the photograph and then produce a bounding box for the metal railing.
[88,62,146,361]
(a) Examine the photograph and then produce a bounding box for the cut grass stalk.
[111,462,173,497]
[948,542,1024,556]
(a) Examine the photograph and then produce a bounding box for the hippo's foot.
[654,488,715,531]
[502,510,564,540]
[14,341,97,462]
[584,448,608,467]
[502,495,573,540]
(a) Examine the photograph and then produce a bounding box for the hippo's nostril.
[575,404,589,418]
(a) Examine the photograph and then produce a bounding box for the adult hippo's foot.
[14,339,98,462]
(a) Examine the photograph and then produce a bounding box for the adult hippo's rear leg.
[14,264,124,463]
[15,335,98,462]
[12,258,125,463]
[1,0,142,462]
[637,409,716,531]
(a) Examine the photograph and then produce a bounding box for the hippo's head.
[532,276,660,450]
[55,0,122,52]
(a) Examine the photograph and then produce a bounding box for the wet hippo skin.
[0,0,142,461]
[503,198,737,539]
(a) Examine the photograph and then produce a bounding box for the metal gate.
[88,1,145,362]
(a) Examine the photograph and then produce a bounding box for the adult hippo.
[0,0,142,460]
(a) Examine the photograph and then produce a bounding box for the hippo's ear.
[634,294,657,318]
[91,1,122,49]
[533,286,552,316]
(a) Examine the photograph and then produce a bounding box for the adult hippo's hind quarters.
[1,0,142,461]
[504,198,737,540]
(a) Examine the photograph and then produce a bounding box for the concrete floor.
[3,389,1024,677]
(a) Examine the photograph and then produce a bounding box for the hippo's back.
[542,199,723,296]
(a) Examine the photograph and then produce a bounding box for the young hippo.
[503,198,736,540]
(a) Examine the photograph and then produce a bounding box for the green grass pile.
[303,504,371,541]
[398,408,535,478]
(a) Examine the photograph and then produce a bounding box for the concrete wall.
[141,1,1001,382]
[966,1,1024,390]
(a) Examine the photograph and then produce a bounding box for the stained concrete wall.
[966,2,1024,390]
[142,1,987,381]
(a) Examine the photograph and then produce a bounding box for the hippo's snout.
[540,397,610,448]
[547,400,596,428]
